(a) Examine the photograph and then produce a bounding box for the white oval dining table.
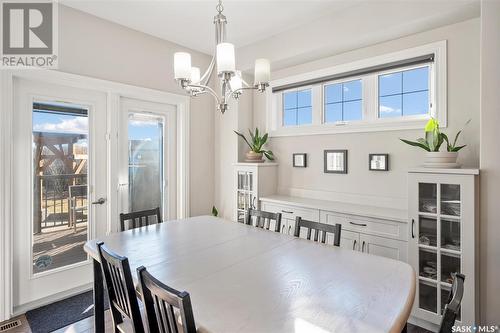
[84,215,415,333]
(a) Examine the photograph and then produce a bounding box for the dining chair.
[439,273,465,333]
[97,241,145,333]
[245,208,282,232]
[137,266,197,333]
[294,216,342,246]
[120,207,162,231]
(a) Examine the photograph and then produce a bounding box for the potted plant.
[234,128,275,163]
[400,118,469,168]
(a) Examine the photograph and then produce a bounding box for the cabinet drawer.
[261,202,319,222]
[321,210,407,241]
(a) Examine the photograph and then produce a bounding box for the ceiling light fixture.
[173,0,271,113]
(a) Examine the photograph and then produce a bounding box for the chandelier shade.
[173,0,270,113]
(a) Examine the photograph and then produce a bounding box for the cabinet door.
[338,230,360,251]
[360,234,407,261]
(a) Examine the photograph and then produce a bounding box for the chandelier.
[173,0,271,113]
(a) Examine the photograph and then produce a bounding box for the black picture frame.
[369,153,389,171]
[293,153,307,168]
[324,150,348,174]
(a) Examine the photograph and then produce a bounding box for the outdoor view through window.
[32,102,89,274]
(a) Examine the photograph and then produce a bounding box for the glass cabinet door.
[416,181,462,319]
[236,170,255,223]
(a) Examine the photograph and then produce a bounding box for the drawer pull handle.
[281,224,285,233]
[288,225,292,235]
[349,221,367,227]
[281,210,294,214]
[352,239,357,251]
[361,241,366,252]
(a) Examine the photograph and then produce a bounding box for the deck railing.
[34,174,87,233]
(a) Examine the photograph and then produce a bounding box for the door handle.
[353,239,357,251]
[92,197,106,205]
[411,219,415,238]
[349,221,367,227]
[361,241,366,252]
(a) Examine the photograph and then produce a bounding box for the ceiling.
[61,0,356,55]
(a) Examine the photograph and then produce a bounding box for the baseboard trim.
[278,186,408,210]
[12,283,93,317]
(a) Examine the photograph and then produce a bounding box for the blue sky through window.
[379,66,429,118]
[324,79,362,122]
[283,89,312,126]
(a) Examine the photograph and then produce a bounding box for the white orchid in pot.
[234,128,275,163]
[400,118,470,168]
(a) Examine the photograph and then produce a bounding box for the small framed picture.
[324,150,347,174]
[293,153,307,168]
[369,154,389,171]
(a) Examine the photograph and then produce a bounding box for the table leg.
[93,258,105,333]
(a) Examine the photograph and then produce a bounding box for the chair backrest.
[137,266,197,333]
[245,209,282,232]
[439,273,465,333]
[97,241,144,333]
[69,184,87,198]
[294,217,342,247]
[120,207,162,231]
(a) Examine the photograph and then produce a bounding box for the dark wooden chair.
[137,266,197,333]
[439,273,465,333]
[120,207,162,232]
[245,208,282,232]
[294,217,342,247]
[97,241,144,333]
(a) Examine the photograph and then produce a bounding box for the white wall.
[58,5,215,216]
[253,18,480,209]
[479,0,500,324]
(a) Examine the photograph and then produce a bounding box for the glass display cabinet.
[234,163,278,223]
[408,168,478,329]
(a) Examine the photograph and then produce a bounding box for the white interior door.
[118,98,177,224]
[12,78,107,311]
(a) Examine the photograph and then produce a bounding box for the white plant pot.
[423,151,460,168]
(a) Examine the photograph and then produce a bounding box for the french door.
[118,98,177,223]
[12,78,108,310]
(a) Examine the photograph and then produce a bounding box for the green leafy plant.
[234,128,275,160]
[211,205,218,217]
[400,118,469,152]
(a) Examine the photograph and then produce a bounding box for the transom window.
[378,66,429,118]
[324,79,362,123]
[270,42,445,136]
[283,88,312,126]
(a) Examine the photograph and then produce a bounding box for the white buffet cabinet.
[260,195,408,261]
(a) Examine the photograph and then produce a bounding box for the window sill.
[269,117,435,137]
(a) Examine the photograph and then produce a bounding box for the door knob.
[92,197,106,205]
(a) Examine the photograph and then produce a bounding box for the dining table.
[84,215,415,333]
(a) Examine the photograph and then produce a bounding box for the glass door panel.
[441,184,461,216]
[441,285,461,321]
[127,113,164,218]
[419,248,437,280]
[419,216,437,247]
[32,102,89,274]
[441,218,460,251]
[441,253,461,284]
[419,183,437,214]
[419,281,437,313]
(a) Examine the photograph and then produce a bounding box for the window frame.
[267,40,446,137]
[322,76,365,125]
